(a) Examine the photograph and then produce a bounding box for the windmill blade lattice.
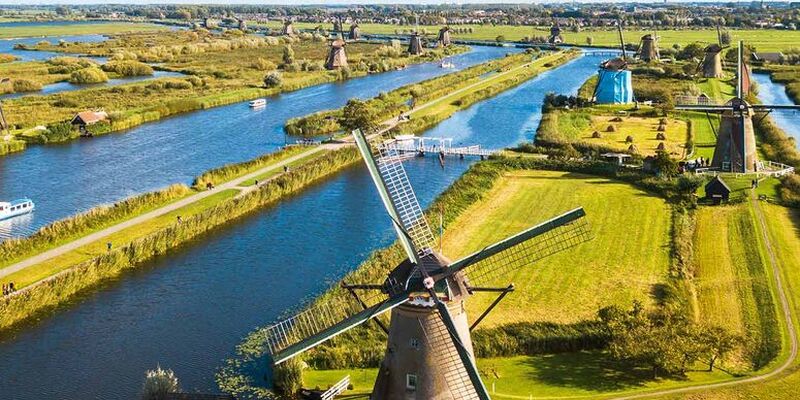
[264,290,404,364]
[448,208,591,287]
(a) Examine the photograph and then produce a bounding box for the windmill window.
[410,338,421,349]
[406,374,418,390]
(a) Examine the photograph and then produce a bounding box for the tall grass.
[0,140,25,155]
[0,184,192,266]
[0,148,360,331]
[472,321,609,358]
[191,145,309,189]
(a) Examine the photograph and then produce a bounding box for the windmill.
[637,20,659,62]
[438,26,452,47]
[349,21,361,40]
[698,24,729,78]
[548,21,564,44]
[408,15,424,55]
[325,17,348,70]
[677,41,800,173]
[281,19,295,36]
[591,21,634,104]
[261,130,592,399]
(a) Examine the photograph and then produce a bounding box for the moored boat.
[249,99,267,108]
[440,60,455,69]
[0,198,35,221]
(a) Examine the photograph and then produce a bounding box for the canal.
[0,45,515,239]
[753,72,800,141]
[0,52,607,399]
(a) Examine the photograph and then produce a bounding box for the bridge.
[384,135,497,158]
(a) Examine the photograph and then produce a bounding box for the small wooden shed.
[705,176,731,204]
[71,111,108,135]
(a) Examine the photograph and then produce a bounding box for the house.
[704,176,731,204]
[70,111,108,135]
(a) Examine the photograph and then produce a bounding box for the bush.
[251,57,277,71]
[12,79,42,93]
[0,53,16,63]
[142,366,179,400]
[69,67,109,84]
[44,122,78,143]
[273,358,304,397]
[101,60,153,77]
[263,71,283,88]
[185,75,204,87]
[780,174,800,206]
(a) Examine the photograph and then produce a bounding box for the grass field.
[265,22,800,52]
[575,114,688,157]
[693,204,779,370]
[0,22,167,38]
[440,169,671,326]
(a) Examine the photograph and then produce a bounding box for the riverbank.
[2,30,464,155]
[0,49,575,332]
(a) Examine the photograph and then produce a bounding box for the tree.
[339,99,376,133]
[677,42,705,61]
[720,30,732,47]
[263,71,283,88]
[698,325,740,371]
[653,151,679,177]
[282,45,295,66]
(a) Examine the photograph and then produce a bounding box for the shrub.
[12,79,42,92]
[0,53,16,63]
[101,60,153,77]
[163,79,192,90]
[251,57,277,71]
[44,122,77,143]
[263,71,283,88]
[273,358,304,397]
[780,174,800,207]
[69,67,109,84]
[141,366,179,400]
[185,75,204,87]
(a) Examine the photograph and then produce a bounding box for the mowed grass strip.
[4,189,239,288]
[694,203,781,370]
[440,170,671,326]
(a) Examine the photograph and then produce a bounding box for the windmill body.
[281,21,295,36]
[638,34,659,62]
[325,39,348,70]
[438,27,452,47]
[711,98,757,172]
[261,131,591,399]
[702,44,724,78]
[548,24,564,44]
[408,33,424,55]
[595,59,634,104]
[350,23,361,40]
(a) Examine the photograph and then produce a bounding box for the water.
[753,72,800,142]
[0,34,108,62]
[0,45,516,239]
[0,52,605,399]
[0,70,184,100]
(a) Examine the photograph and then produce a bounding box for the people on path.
[107,242,112,251]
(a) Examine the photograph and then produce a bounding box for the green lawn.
[265,22,800,52]
[441,170,671,326]
[0,22,167,38]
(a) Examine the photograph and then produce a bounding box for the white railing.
[675,95,719,106]
[321,375,350,400]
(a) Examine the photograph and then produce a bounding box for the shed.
[71,111,108,134]
[600,152,631,165]
[704,176,731,204]
[752,52,784,63]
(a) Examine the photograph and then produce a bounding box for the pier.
[385,135,497,158]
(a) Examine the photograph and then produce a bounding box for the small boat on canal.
[0,198,35,221]
[249,98,267,108]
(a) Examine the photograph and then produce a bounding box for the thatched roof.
[325,40,348,70]
[704,43,723,53]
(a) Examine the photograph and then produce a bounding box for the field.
[562,113,688,157]
[693,204,780,370]
[0,22,168,38]
[265,22,800,52]
[441,170,672,325]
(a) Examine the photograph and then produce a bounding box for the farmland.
[0,22,167,38]
[264,21,800,52]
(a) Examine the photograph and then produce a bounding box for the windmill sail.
[353,129,436,264]
[446,208,590,286]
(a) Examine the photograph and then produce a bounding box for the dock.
[384,135,497,158]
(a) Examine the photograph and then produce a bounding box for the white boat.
[440,60,455,69]
[0,198,34,221]
[249,99,267,108]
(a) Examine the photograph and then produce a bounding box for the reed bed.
[191,145,309,189]
[0,140,25,155]
[0,184,192,267]
[0,148,360,331]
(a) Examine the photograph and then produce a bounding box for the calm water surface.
[753,72,800,142]
[0,51,607,399]
[0,45,515,239]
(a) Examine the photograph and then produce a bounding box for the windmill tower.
[548,22,564,44]
[262,130,592,399]
[591,22,634,104]
[408,16,424,55]
[325,20,348,70]
[281,20,295,36]
[438,26,452,47]
[637,22,659,62]
[349,22,361,40]
[237,18,247,31]
[699,24,728,78]
[678,41,800,173]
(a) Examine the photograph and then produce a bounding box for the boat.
[0,198,35,221]
[249,99,267,108]
[440,59,455,69]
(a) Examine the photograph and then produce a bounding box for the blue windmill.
[592,22,634,104]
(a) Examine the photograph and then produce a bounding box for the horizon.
[1,0,798,6]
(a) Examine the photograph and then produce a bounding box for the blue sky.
[1,1,794,4]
